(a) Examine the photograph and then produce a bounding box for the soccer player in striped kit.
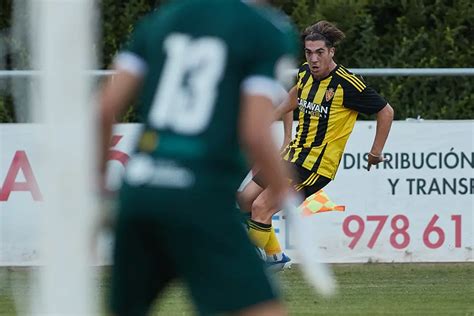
[239,20,394,271]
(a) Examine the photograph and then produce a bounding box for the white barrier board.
[0,121,472,265]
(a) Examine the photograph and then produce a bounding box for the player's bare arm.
[273,85,298,149]
[280,111,293,150]
[367,103,394,170]
[272,85,298,121]
[99,69,142,177]
[240,93,291,203]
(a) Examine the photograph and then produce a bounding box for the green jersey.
[111,2,298,313]
[115,0,298,190]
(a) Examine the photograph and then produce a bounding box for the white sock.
[266,252,283,262]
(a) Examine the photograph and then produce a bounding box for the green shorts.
[110,183,278,315]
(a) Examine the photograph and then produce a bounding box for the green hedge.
[1,0,473,122]
[0,0,12,122]
[282,0,474,120]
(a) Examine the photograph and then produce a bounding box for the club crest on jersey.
[138,130,158,153]
[325,88,335,102]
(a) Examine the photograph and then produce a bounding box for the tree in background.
[101,0,164,68]
[0,0,14,122]
[0,0,473,122]
[280,0,474,120]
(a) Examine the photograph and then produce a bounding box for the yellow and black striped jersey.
[282,63,386,179]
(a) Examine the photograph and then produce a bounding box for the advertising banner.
[0,121,472,265]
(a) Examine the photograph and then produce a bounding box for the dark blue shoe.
[265,253,292,273]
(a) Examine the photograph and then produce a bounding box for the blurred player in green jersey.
[98,0,298,315]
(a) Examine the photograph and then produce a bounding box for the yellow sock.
[264,227,282,256]
[247,219,271,249]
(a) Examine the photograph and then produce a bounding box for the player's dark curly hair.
[301,21,345,47]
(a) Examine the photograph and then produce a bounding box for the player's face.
[304,40,335,79]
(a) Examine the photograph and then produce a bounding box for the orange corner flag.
[300,190,345,216]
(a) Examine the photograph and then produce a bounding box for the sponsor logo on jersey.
[125,154,195,188]
[297,98,328,118]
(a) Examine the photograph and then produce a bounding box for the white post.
[31,0,98,314]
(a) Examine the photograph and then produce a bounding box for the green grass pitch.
[1,263,473,315]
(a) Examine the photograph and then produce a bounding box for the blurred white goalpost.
[29,0,98,314]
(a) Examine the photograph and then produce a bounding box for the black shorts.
[253,161,331,198]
